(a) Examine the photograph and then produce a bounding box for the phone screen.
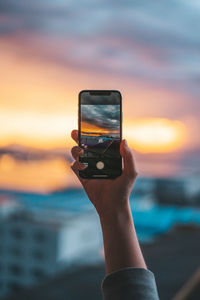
[79,90,122,178]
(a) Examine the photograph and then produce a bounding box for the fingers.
[71,130,137,180]
[71,146,86,171]
[120,139,138,179]
[71,160,86,172]
[71,146,83,160]
[71,130,79,144]
[71,129,87,180]
[71,129,89,187]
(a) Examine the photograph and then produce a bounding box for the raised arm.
[71,130,159,300]
[98,139,147,274]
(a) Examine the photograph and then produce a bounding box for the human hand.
[71,130,138,218]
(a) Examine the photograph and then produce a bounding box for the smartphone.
[78,90,122,179]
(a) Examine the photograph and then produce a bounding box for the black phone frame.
[78,90,122,179]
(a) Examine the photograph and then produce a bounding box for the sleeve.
[101,267,159,300]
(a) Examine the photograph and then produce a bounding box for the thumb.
[120,139,138,178]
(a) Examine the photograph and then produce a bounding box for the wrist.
[99,201,132,225]
[99,199,146,273]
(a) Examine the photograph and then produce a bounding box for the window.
[32,249,45,261]
[10,246,23,257]
[33,231,46,243]
[31,268,45,279]
[10,228,24,240]
[9,282,22,293]
[8,264,23,276]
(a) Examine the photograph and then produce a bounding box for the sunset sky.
[81,104,120,135]
[0,1,200,190]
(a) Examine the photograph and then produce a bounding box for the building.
[155,175,200,206]
[2,225,200,300]
[0,209,102,299]
[155,178,188,205]
[0,196,20,218]
[185,172,200,205]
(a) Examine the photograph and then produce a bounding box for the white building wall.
[57,213,102,265]
[0,211,102,298]
[0,217,59,298]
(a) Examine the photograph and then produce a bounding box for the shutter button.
[96,161,104,170]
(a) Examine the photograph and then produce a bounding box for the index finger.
[71,129,79,144]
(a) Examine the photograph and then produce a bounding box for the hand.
[71,130,138,218]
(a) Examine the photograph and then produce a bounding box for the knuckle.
[71,146,78,155]
[71,147,75,156]
[71,129,77,136]
[71,131,75,139]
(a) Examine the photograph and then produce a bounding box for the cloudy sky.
[0,0,200,190]
[0,0,200,151]
[81,104,120,133]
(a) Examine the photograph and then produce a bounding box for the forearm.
[99,201,147,275]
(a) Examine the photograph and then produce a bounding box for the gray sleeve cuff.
[102,267,159,300]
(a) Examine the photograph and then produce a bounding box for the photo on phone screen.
[79,90,122,179]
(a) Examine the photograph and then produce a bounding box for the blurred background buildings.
[0,193,101,298]
[0,0,200,299]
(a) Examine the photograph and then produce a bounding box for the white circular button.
[96,161,104,170]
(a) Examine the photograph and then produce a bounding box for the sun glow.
[0,155,73,193]
[0,110,76,149]
[124,118,185,153]
[0,109,185,153]
[0,47,189,155]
